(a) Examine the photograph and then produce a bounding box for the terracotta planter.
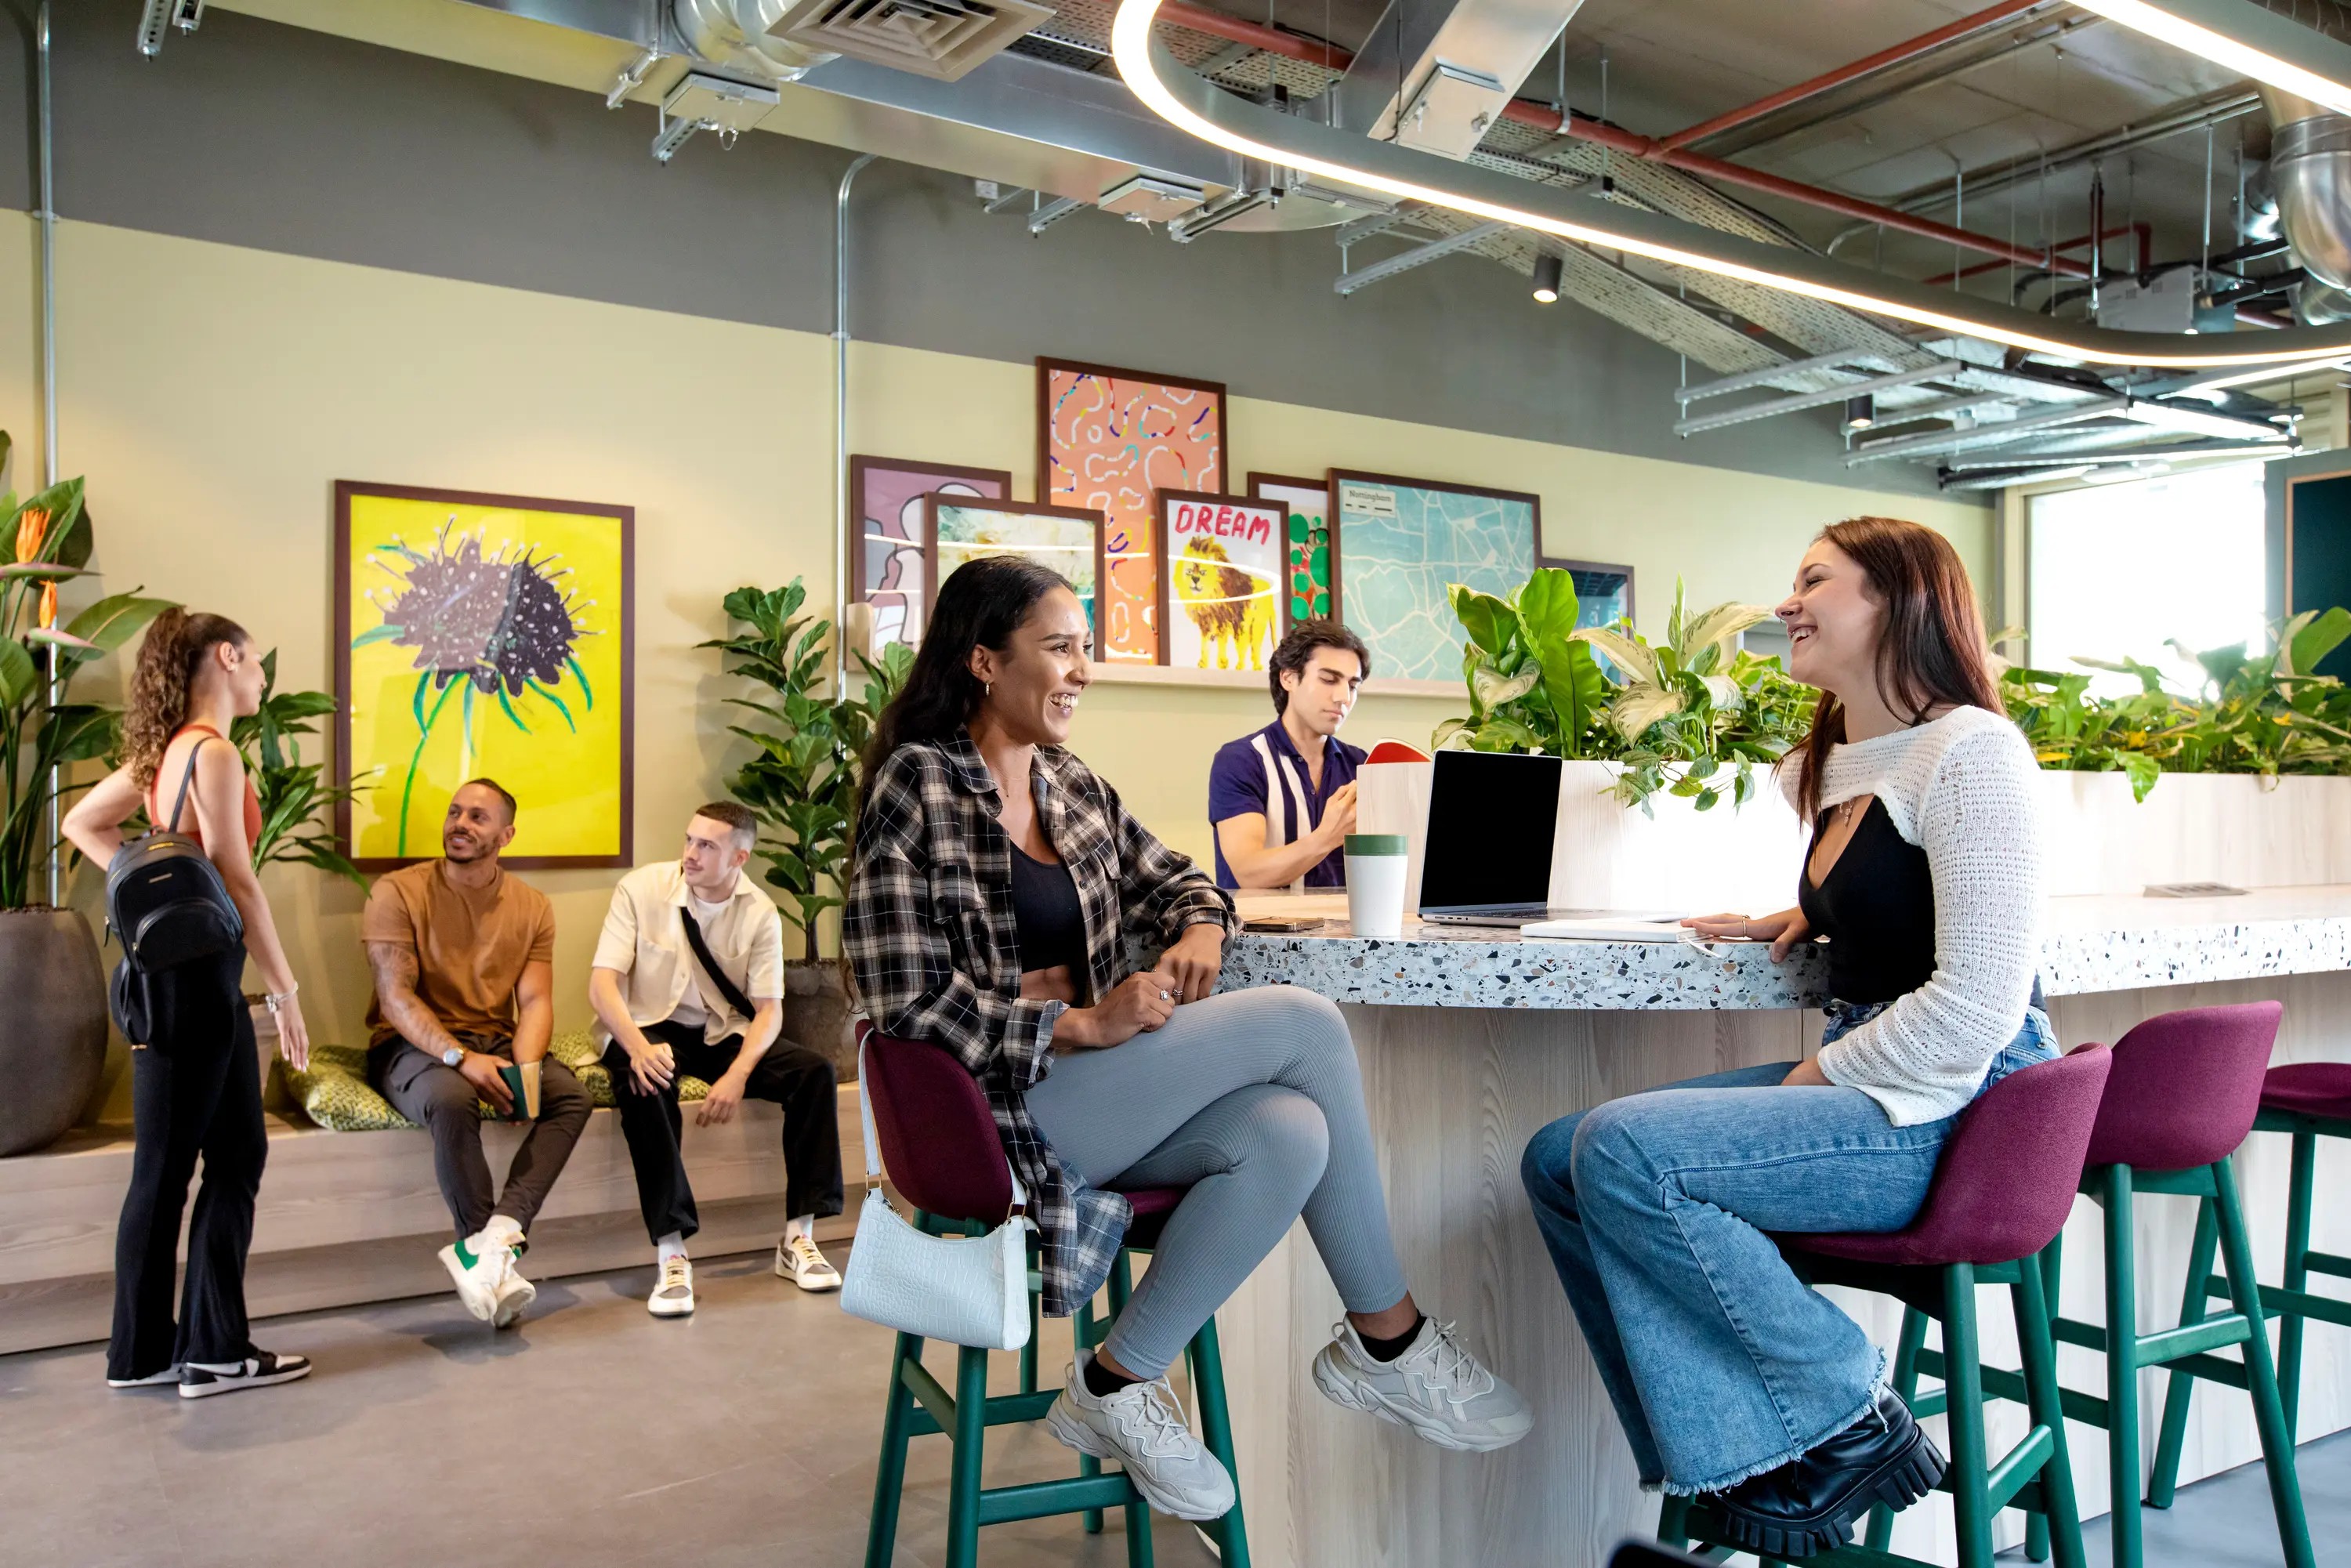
[783,958,859,1081]
[0,907,108,1156]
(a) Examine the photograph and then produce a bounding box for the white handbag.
[839,1037,1033,1350]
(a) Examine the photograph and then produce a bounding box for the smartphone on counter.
[1242,915,1327,933]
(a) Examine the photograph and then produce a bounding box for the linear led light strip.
[1110,0,2351,371]
[2070,0,2351,117]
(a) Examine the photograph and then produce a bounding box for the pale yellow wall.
[29,213,1987,1094]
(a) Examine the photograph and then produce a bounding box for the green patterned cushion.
[287,1030,707,1131]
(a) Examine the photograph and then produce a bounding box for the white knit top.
[1777,704,2045,1127]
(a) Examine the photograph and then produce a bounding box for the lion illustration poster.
[1156,491,1281,672]
[335,481,633,870]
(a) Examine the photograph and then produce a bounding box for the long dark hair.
[1787,516,2005,820]
[860,555,1071,802]
[125,607,252,788]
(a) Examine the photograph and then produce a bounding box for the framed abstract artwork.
[849,455,1010,649]
[1329,469,1544,682]
[1249,471,1339,628]
[1038,357,1227,665]
[925,494,1107,632]
[1156,490,1284,672]
[335,480,633,871]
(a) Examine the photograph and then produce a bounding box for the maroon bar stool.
[1657,1045,2111,1568]
[857,1027,1250,1568]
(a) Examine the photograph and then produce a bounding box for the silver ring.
[1159,989,1172,1001]
[1172,988,1183,1000]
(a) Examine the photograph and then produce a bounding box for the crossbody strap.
[679,906,757,1020]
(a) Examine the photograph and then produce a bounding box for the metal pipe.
[835,151,875,694]
[38,0,59,907]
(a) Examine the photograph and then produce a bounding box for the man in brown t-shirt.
[363,777,590,1328]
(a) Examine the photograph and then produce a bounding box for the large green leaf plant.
[1,444,176,909]
[230,650,370,886]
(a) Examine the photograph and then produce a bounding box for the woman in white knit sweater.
[1519,516,2052,1559]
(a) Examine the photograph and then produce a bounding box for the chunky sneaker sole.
[179,1353,311,1400]
[1715,1426,1947,1559]
[1044,1392,1237,1523]
[1312,1341,1534,1453]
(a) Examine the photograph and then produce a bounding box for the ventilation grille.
[770,0,1056,81]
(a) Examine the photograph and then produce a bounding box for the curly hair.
[124,607,252,788]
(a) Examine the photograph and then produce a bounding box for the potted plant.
[702,580,911,1077]
[0,447,175,1155]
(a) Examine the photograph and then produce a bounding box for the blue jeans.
[1518,1005,2057,1494]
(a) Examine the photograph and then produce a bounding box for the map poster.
[1248,471,1338,628]
[1329,469,1545,682]
[1157,489,1284,672]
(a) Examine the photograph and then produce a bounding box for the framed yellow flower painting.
[334,480,633,870]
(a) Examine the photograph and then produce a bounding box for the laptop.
[1417,751,1643,927]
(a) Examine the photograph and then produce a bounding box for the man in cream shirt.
[589,802,845,1316]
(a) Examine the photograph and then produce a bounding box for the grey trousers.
[369,1036,593,1240]
[1023,985,1409,1378]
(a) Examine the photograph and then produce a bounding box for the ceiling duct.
[2269,87,2351,289]
[767,0,1056,81]
[673,0,835,81]
[1331,0,1582,160]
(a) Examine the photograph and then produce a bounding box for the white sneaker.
[1045,1349,1237,1523]
[649,1253,696,1317]
[491,1255,537,1329]
[775,1233,842,1292]
[107,1365,179,1389]
[178,1349,311,1400]
[438,1235,512,1322]
[1313,1318,1533,1453]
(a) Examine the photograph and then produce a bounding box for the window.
[2027,464,2268,697]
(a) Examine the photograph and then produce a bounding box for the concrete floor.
[1,1240,2340,1568]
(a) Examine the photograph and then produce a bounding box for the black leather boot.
[1711,1388,1947,1559]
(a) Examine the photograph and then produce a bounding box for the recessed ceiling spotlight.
[1531,254,1563,304]
[2068,0,2351,116]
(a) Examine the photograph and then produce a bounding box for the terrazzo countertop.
[1219,887,2351,1010]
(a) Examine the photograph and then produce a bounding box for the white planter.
[2037,770,2351,896]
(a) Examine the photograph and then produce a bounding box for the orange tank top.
[149,722,263,851]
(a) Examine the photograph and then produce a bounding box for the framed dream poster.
[1157,490,1283,672]
[335,480,633,871]
[1329,469,1543,682]
[1039,357,1227,665]
[926,495,1107,632]
[849,455,1011,650]
[1249,472,1339,627]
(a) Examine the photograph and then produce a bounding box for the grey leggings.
[1023,985,1410,1378]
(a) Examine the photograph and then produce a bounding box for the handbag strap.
[679,905,757,1020]
[165,735,212,834]
[857,1033,1027,1215]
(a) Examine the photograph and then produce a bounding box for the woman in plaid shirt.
[846,556,1530,1522]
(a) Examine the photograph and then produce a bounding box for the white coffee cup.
[1344,833,1410,939]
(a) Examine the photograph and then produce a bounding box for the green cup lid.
[1345,833,1407,855]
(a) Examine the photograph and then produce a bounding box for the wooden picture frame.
[1155,488,1286,672]
[924,494,1108,635]
[1328,468,1545,683]
[1249,470,1341,627]
[847,455,1012,649]
[335,479,634,871]
[1038,357,1230,664]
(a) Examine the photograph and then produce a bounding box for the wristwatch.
[441,1045,467,1068]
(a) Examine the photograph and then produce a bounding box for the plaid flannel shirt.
[845,729,1235,1316]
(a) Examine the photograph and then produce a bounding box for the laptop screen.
[1418,751,1563,911]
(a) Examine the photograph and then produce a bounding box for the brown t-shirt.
[363,860,556,1048]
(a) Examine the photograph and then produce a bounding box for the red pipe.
[1920,223,2150,287]
[1149,0,2094,279]
[1654,0,2051,154]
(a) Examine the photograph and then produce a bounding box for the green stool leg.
[1077,1297,1105,1535]
[943,1343,991,1568]
[864,1330,923,1568]
[1186,1314,1252,1568]
[1020,1237,1041,1396]
[1655,1494,1691,1552]
[1944,1262,1995,1568]
[2015,1246,2089,1568]
[2102,1164,2143,1568]
[2147,1195,2219,1510]
[2280,1131,2317,1440]
[2212,1158,2316,1568]
[1125,1486,1156,1568]
[1865,1306,1933,1553]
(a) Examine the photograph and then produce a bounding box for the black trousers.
[603,1017,845,1245]
[110,951,267,1381]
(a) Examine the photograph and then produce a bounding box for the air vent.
[768,0,1056,81]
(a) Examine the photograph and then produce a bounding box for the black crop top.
[1795,797,1936,1006]
[1009,842,1087,974]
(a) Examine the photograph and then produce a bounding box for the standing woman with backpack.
[62,609,313,1398]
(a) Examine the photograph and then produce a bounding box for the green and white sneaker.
[1313,1318,1533,1453]
[649,1254,695,1317]
[439,1233,514,1323]
[491,1255,536,1329]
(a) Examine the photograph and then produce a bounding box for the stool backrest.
[860,1025,1016,1226]
[2085,1001,2283,1172]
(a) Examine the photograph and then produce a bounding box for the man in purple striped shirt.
[1208,620,1371,889]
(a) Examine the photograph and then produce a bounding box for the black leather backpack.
[105,736,245,1045]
